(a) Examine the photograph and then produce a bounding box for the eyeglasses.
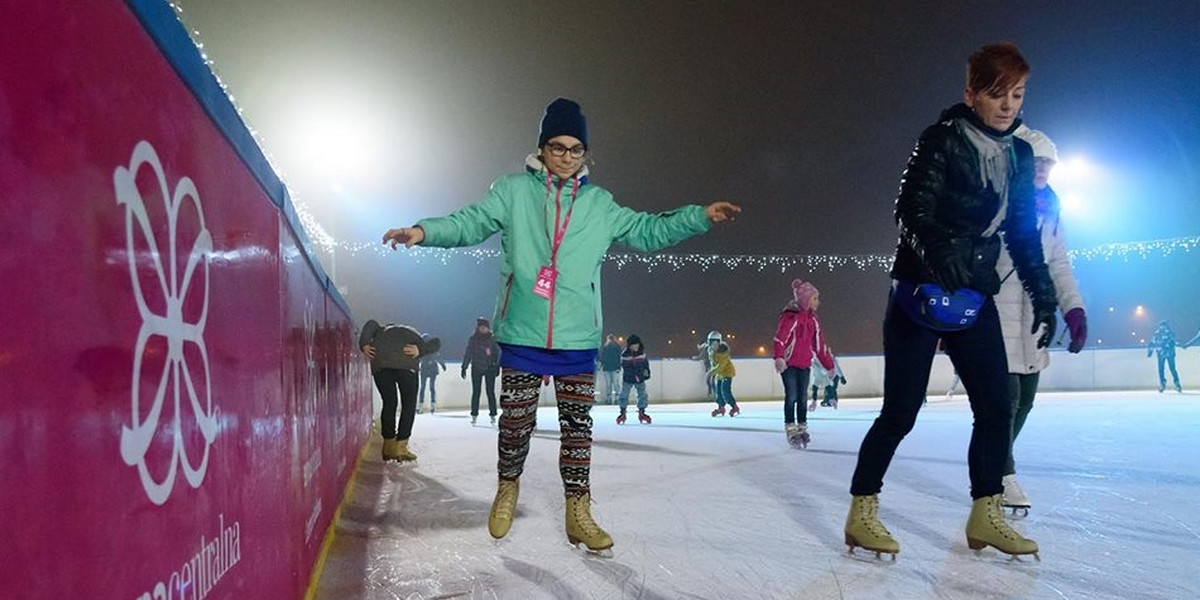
[545,142,586,159]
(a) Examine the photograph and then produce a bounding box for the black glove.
[1032,303,1057,349]
[461,368,467,379]
[930,253,970,293]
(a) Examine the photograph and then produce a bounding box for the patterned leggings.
[497,368,595,497]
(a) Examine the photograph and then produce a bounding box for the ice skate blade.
[568,540,613,558]
[1004,506,1030,518]
[845,544,897,561]
[971,547,1041,562]
[845,534,898,560]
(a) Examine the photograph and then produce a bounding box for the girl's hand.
[382,226,425,249]
[705,202,742,224]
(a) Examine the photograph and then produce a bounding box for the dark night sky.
[176,1,1200,357]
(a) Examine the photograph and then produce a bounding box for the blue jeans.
[419,373,437,406]
[618,381,648,412]
[715,377,737,408]
[1157,353,1180,388]
[851,289,1011,500]
[780,366,811,424]
[601,370,620,404]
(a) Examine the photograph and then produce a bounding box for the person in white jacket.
[995,126,1088,512]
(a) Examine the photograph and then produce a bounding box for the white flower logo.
[115,141,217,506]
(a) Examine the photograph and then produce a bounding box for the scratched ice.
[313,391,1200,600]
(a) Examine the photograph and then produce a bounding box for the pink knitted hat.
[792,279,819,310]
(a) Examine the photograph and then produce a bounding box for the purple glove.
[1064,307,1088,353]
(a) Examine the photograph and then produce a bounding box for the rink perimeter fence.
[404,347,1200,412]
[2,2,373,599]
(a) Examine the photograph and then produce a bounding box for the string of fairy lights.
[308,228,1200,274]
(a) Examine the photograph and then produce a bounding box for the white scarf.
[956,119,1014,237]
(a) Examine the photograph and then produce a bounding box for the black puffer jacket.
[890,104,1056,310]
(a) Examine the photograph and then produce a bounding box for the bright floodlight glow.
[1060,193,1084,215]
[276,92,402,186]
[296,111,381,179]
[1048,155,1106,222]
[1050,156,1092,186]
[1135,305,1145,316]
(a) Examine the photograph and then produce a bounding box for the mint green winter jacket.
[417,157,712,350]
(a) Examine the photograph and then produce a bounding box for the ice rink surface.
[313,391,1200,600]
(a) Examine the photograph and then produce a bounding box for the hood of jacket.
[525,153,589,186]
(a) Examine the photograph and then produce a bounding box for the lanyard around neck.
[544,175,579,266]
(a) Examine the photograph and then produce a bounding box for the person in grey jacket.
[994,126,1088,513]
[598,334,622,405]
[359,319,441,462]
[418,333,447,414]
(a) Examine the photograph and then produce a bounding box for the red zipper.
[500,273,514,318]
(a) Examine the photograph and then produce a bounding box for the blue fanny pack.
[894,280,986,332]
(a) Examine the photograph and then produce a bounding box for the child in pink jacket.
[773,279,835,448]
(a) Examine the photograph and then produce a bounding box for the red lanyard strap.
[544,176,579,266]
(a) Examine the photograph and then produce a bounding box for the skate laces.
[858,497,892,536]
[571,496,602,535]
[986,496,1020,540]
[494,482,518,519]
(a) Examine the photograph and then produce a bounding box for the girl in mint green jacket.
[383,98,740,555]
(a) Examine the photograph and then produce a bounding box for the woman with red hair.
[844,43,1057,560]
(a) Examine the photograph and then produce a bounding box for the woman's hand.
[705,202,742,224]
[361,344,376,360]
[382,226,425,249]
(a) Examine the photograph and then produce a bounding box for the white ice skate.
[1001,474,1031,516]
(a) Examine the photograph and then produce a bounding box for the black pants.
[470,367,498,417]
[850,289,1011,500]
[1006,372,1039,476]
[373,368,418,440]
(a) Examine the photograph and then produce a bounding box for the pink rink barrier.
[0,2,373,598]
